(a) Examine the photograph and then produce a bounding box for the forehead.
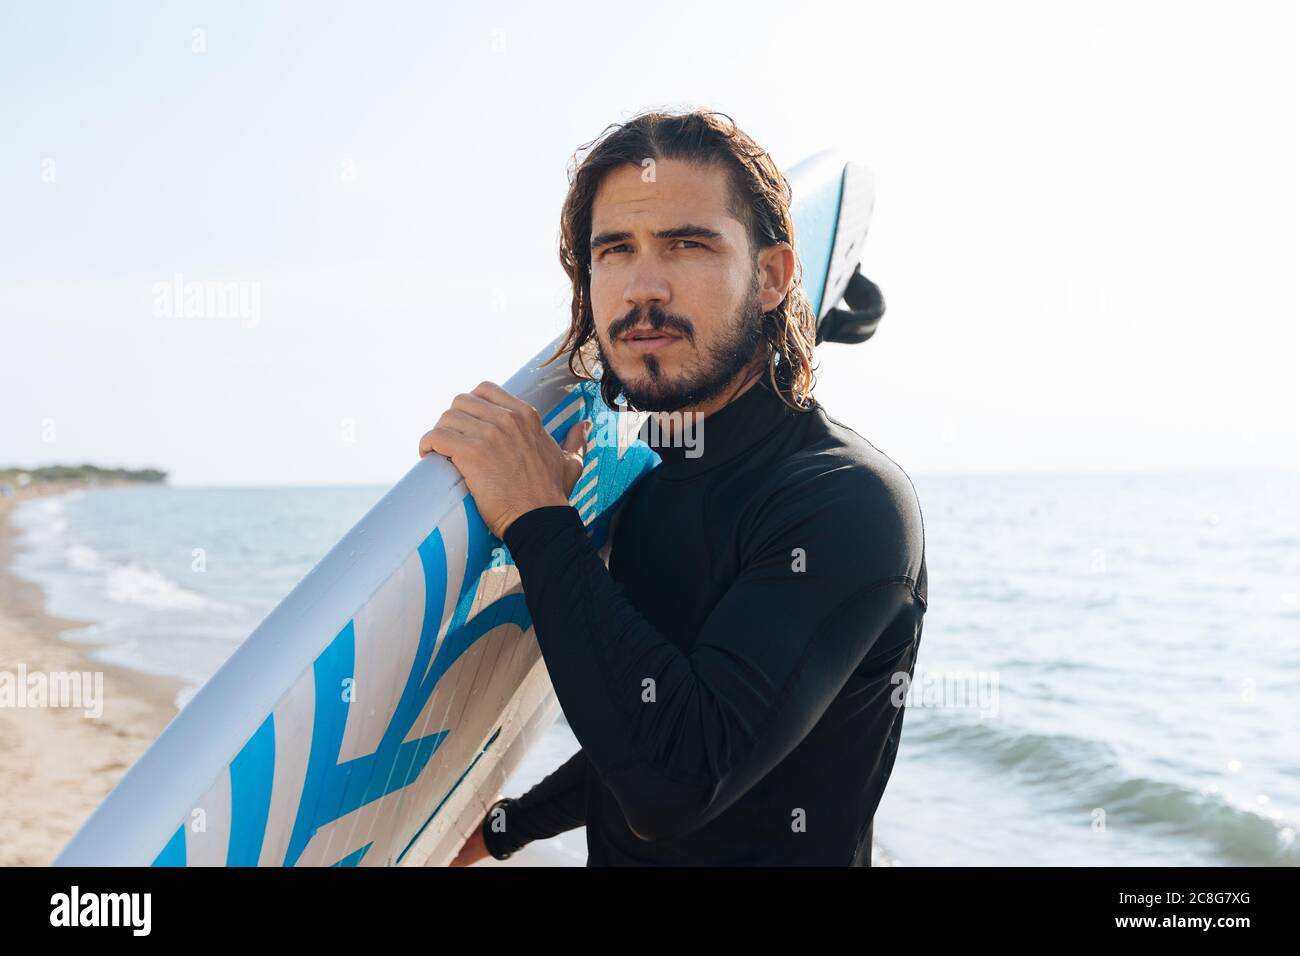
[591,158,738,232]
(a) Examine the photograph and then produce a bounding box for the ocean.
[9,471,1298,866]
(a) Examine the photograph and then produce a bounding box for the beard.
[596,274,766,413]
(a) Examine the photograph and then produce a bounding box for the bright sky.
[2,0,1297,485]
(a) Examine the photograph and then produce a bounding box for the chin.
[614,360,678,392]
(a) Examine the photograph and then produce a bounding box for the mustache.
[607,306,695,344]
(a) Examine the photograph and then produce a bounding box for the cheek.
[683,281,740,334]
[588,274,618,330]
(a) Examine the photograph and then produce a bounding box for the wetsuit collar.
[638,373,796,479]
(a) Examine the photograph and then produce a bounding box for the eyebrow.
[589,224,727,253]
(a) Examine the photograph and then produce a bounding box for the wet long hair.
[546,109,818,412]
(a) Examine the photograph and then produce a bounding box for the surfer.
[421,109,927,866]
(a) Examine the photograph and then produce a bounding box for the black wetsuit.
[483,373,928,865]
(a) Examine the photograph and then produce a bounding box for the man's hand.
[448,821,492,866]
[418,381,591,539]
[449,792,505,866]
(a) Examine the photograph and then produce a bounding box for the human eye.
[601,243,631,258]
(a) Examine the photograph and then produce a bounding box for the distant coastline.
[0,465,167,488]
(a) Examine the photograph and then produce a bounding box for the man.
[420,110,927,866]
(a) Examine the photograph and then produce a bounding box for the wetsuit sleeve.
[501,466,926,843]
[481,748,590,859]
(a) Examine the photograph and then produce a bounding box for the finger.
[472,380,536,419]
[418,424,469,459]
[563,419,590,456]
[437,407,488,437]
[451,390,514,426]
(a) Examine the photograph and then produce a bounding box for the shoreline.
[0,482,183,866]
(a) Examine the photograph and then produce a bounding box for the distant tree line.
[0,465,168,483]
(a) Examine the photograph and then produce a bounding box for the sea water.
[9,471,1297,866]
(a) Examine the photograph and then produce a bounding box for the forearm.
[502,506,707,837]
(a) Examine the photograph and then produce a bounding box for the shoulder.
[743,404,926,586]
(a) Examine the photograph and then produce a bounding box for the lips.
[621,326,681,343]
[620,327,683,354]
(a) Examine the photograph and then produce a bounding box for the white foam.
[105,562,213,611]
[65,542,107,571]
[14,496,69,545]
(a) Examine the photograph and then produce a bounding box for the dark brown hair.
[546,109,818,412]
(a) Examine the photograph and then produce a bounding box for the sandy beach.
[0,483,184,866]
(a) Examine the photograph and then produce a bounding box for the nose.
[622,264,672,318]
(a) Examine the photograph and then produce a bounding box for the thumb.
[563,419,591,456]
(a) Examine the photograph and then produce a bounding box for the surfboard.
[53,149,878,867]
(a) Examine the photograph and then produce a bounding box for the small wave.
[65,542,108,571]
[914,717,1120,784]
[105,562,215,611]
[911,715,1298,864]
[1095,777,1297,865]
[997,658,1112,675]
[14,496,69,544]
